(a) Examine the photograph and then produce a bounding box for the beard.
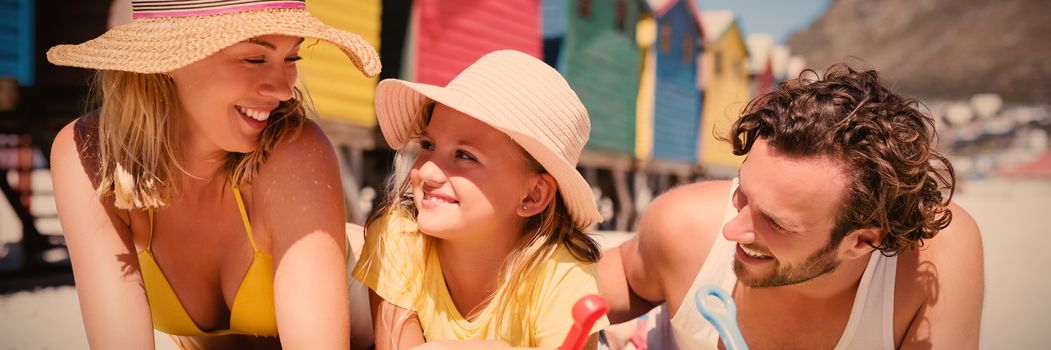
[733,239,841,288]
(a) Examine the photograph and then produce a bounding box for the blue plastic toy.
[694,285,749,350]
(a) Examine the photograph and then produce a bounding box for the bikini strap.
[231,185,260,253]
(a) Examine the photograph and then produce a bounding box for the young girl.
[48,1,379,348]
[353,50,608,349]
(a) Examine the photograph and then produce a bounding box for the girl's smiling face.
[410,104,544,241]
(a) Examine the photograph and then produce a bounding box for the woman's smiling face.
[168,35,303,154]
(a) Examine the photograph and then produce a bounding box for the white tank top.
[658,179,897,350]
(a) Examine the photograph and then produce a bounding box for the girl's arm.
[256,121,350,349]
[52,120,157,349]
[370,290,427,350]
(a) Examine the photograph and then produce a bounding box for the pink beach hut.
[407,0,543,85]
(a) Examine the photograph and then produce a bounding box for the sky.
[695,0,832,43]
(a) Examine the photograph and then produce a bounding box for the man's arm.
[901,203,984,348]
[597,238,659,323]
[599,181,731,323]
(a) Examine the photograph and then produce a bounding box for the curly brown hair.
[726,64,955,256]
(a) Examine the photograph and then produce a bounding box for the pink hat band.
[132,0,306,19]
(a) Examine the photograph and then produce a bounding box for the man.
[598,65,984,349]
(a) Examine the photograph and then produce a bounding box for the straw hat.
[46,0,380,76]
[374,50,602,230]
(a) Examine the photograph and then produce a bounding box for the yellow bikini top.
[138,186,277,337]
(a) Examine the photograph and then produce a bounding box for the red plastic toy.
[559,294,611,350]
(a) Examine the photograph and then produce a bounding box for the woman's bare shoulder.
[257,119,338,178]
[51,112,132,229]
[51,112,102,186]
[251,119,344,221]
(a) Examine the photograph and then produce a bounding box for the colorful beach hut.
[301,0,380,128]
[621,0,703,229]
[561,0,643,155]
[697,10,748,177]
[541,0,567,66]
[642,0,704,175]
[559,0,644,230]
[407,0,542,85]
[0,0,33,86]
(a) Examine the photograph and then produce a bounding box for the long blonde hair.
[92,70,306,209]
[363,103,600,345]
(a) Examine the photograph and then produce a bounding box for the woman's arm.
[51,120,157,349]
[256,121,350,349]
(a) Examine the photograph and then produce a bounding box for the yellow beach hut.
[698,10,749,177]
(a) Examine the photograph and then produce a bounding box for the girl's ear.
[517,173,557,218]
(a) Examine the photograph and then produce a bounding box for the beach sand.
[0,286,178,349]
[1,178,1047,349]
[955,178,1051,349]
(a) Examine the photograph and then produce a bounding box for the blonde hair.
[364,103,600,345]
[92,70,306,209]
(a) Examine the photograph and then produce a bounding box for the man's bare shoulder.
[914,202,982,268]
[894,203,984,346]
[636,180,734,267]
[897,202,982,284]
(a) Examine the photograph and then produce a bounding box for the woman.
[48,1,379,348]
[353,50,608,349]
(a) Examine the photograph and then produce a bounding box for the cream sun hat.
[46,0,380,76]
[375,50,602,230]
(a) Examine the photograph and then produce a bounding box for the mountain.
[787,0,1051,103]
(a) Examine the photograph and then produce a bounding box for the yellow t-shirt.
[352,216,609,348]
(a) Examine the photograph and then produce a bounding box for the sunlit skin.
[51,35,353,349]
[722,139,852,288]
[600,135,984,349]
[410,104,541,244]
[408,104,555,319]
[168,35,303,169]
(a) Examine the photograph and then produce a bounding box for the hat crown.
[132,0,306,19]
[444,50,591,166]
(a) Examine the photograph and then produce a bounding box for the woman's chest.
[128,200,270,328]
[130,187,271,256]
